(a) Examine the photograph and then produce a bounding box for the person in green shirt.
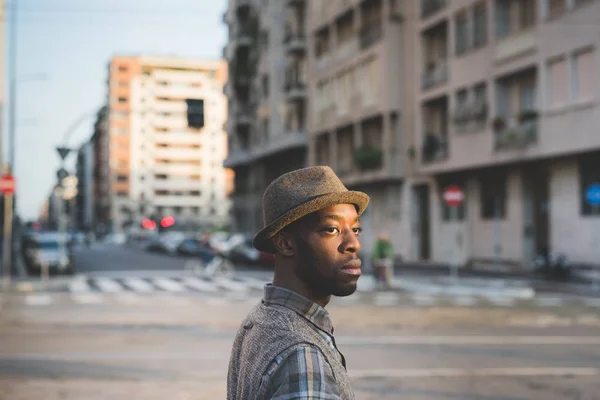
[372,232,394,290]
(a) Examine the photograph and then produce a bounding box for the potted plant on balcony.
[492,116,506,133]
[518,109,539,124]
[353,146,383,170]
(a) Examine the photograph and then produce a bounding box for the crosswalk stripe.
[453,296,477,307]
[412,295,436,306]
[152,278,186,293]
[25,294,52,306]
[122,277,154,293]
[69,279,92,293]
[71,294,104,304]
[181,277,219,293]
[214,277,248,293]
[95,278,124,293]
[487,296,515,307]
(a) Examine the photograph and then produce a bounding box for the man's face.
[290,204,362,297]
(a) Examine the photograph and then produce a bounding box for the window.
[190,190,201,196]
[155,190,168,196]
[480,174,507,219]
[580,155,600,216]
[474,83,487,103]
[456,88,468,107]
[262,75,269,98]
[117,191,128,197]
[455,11,469,55]
[336,10,354,45]
[315,28,330,58]
[118,65,128,73]
[210,207,217,216]
[473,2,487,48]
[155,174,168,180]
[572,49,595,103]
[174,206,182,214]
[118,97,127,103]
[519,0,536,30]
[548,57,567,109]
[191,206,200,215]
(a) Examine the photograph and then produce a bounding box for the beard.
[294,236,358,298]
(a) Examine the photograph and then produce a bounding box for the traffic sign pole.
[2,194,13,286]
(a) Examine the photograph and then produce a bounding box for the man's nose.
[340,227,361,254]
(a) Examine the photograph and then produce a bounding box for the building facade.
[106,56,231,232]
[414,0,600,267]
[75,140,94,232]
[305,0,416,257]
[91,106,111,235]
[223,0,309,235]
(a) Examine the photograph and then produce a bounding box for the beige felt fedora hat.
[253,166,370,254]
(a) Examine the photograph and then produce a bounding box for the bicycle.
[184,252,235,279]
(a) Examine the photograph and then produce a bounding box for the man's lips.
[341,259,362,276]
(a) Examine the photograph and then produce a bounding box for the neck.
[272,267,331,308]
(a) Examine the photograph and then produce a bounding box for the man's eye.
[324,228,340,234]
[353,227,363,235]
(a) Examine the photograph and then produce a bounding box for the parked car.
[103,233,128,245]
[146,232,185,255]
[176,238,215,260]
[22,232,74,275]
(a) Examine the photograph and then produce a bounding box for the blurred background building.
[104,56,231,233]
[223,0,309,235]
[222,0,600,267]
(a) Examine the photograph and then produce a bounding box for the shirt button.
[243,322,254,329]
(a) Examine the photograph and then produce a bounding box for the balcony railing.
[421,0,447,18]
[421,60,448,90]
[359,24,383,50]
[493,113,538,151]
[235,105,254,126]
[284,32,307,53]
[453,102,488,132]
[421,134,449,164]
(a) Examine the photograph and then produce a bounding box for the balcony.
[493,112,538,151]
[284,32,307,54]
[422,61,448,90]
[236,24,256,49]
[223,148,252,168]
[285,81,307,102]
[354,146,383,171]
[421,134,449,164]
[253,131,307,161]
[359,24,383,50]
[235,104,254,126]
[453,102,488,133]
[421,0,447,19]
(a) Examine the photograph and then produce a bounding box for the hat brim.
[253,191,370,254]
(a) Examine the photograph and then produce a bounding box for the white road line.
[152,278,186,293]
[122,277,154,293]
[337,335,600,346]
[349,367,600,379]
[25,294,52,306]
[214,277,248,293]
[536,297,564,307]
[94,278,124,293]
[181,277,219,293]
[373,292,400,306]
[412,295,437,306]
[68,279,92,293]
[71,294,104,305]
[486,296,515,307]
[453,296,477,307]
[235,277,268,291]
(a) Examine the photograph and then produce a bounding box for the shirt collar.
[263,284,334,335]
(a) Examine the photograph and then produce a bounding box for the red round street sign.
[0,174,16,195]
[443,185,464,207]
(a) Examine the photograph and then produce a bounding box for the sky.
[6,0,228,220]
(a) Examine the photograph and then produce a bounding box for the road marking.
[411,295,437,306]
[68,279,91,293]
[181,277,219,293]
[94,278,124,293]
[122,277,154,293]
[486,296,515,307]
[71,294,104,305]
[452,296,477,307]
[25,294,52,306]
[536,297,564,307]
[235,277,268,291]
[373,292,400,306]
[337,335,600,346]
[214,277,248,293]
[152,278,186,293]
[349,367,600,379]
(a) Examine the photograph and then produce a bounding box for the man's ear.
[272,231,295,257]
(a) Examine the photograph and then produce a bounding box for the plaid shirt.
[256,285,346,399]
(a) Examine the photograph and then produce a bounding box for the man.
[227,166,369,400]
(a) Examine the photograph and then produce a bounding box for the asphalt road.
[1,287,600,399]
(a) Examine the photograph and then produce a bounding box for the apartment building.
[91,106,111,235]
[223,0,308,234]
[306,0,417,256]
[106,56,230,232]
[75,140,94,232]
[414,0,600,266]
